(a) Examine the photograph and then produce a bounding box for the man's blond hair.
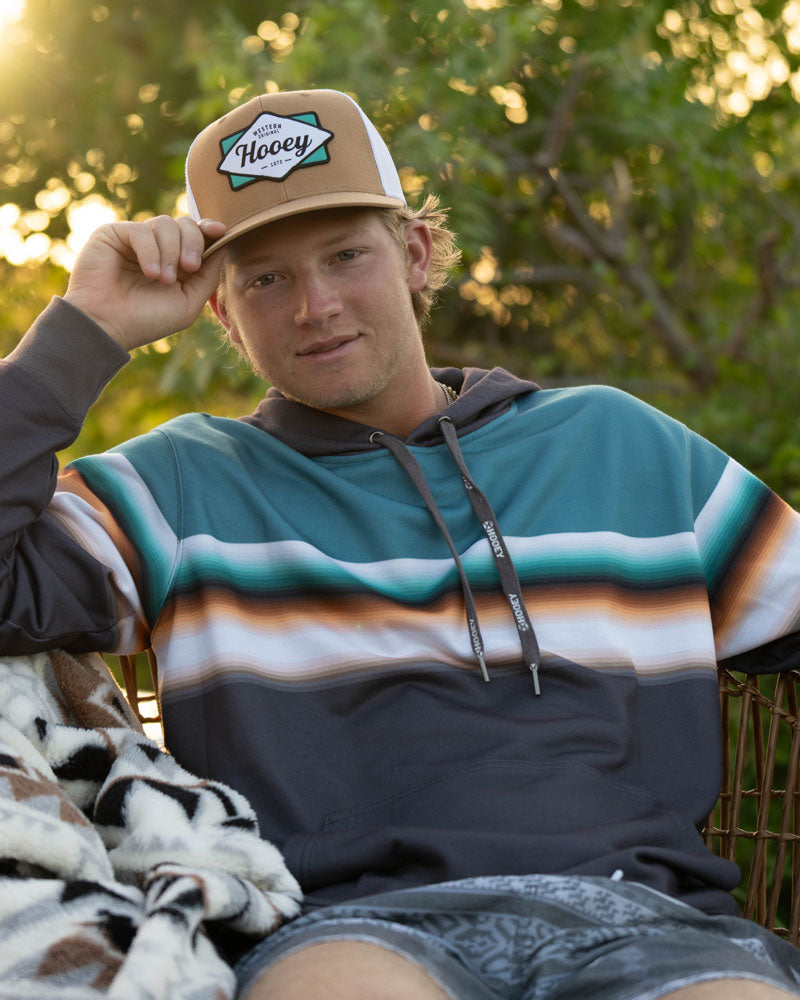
[376,194,461,331]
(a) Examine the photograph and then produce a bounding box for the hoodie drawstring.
[369,423,541,695]
[438,417,541,694]
[370,430,490,682]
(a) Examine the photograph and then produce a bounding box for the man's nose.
[294,275,342,327]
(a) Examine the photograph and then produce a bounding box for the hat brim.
[202,190,407,258]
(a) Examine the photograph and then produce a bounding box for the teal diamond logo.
[218,111,333,190]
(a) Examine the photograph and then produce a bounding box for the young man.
[2,89,800,999]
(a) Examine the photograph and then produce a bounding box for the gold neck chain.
[436,381,458,406]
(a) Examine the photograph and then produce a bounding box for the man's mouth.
[299,335,357,356]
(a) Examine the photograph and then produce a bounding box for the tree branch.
[459,265,602,290]
[724,231,780,361]
[532,54,592,171]
[544,168,715,382]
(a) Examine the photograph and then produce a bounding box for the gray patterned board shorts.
[235,874,800,1000]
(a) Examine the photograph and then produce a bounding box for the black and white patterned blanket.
[0,649,301,998]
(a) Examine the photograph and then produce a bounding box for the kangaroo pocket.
[284,760,699,899]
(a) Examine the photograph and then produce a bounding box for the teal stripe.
[172,540,702,602]
[173,549,462,601]
[508,548,700,587]
[108,394,717,558]
[700,471,768,590]
[72,455,175,623]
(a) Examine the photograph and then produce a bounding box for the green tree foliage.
[1,0,798,501]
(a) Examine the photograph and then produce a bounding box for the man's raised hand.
[64,215,227,352]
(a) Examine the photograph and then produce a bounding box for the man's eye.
[254,273,277,286]
[337,249,358,262]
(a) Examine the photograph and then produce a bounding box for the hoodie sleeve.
[689,429,800,672]
[0,296,135,654]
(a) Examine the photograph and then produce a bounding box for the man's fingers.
[122,216,225,284]
[174,216,210,275]
[120,216,183,282]
[149,215,187,284]
[123,223,163,281]
[199,218,227,242]
[65,215,228,349]
[184,246,226,301]
[198,218,227,259]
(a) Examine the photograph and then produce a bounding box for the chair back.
[703,667,800,943]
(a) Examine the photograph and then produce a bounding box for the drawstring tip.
[530,662,541,696]
[478,654,490,683]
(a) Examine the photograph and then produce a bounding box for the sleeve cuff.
[6,296,130,418]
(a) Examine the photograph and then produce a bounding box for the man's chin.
[282,383,385,413]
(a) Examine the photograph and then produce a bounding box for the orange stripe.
[57,468,148,646]
[58,468,142,581]
[156,580,711,636]
[713,494,795,644]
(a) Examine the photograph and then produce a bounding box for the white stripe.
[158,598,718,689]
[49,455,179,646]
[717,513,800,657]
[694,457,743,544]
[178,529,699,585]
[694,458,800,657]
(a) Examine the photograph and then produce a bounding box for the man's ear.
[405,220,433,294]
[208,291,240,343]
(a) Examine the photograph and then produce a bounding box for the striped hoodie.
[2,296,800,915]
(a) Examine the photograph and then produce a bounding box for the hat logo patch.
[218,111,333,190]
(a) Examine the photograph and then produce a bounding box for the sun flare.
[0,0,24,31]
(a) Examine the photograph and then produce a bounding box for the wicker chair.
[116,653,800,946]
[704,667,800,944]
[118,650,161,731]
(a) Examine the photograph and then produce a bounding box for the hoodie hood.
[238,367,540,454]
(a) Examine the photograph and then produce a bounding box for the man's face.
[211,207,432,426]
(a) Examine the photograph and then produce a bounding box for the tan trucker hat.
[185,88,407,256]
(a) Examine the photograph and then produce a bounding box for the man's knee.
[660,979,800,1000]
[242,939,452,1000]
